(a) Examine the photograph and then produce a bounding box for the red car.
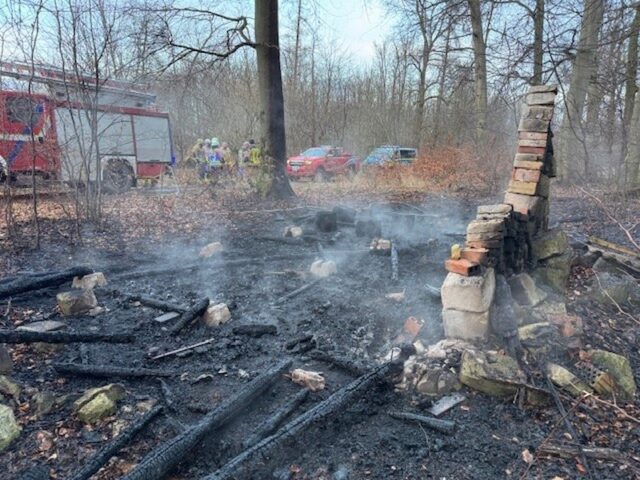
[286,146,359,181]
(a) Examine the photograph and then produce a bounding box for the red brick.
[444,258,480,276]
[512,168,541,183]
[515,153,544,163]
[517,145,546,155]
[461,247,489,264]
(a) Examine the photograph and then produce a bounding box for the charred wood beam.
[387,410,456,434]
[0,330,133,344]
[308,350,366,376]
[126,294,187,313]
[242,389,308,449]
[0,266,93,300]
[169,298,210,336]
[53,362,174,379]
[201,361,398,480]
[121,359,292,480]
[69,405,163,480]
[232,324,278,337]
[273,279,321,305]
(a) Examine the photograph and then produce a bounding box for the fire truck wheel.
[103,160,134,193]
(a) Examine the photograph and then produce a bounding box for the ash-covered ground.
[1,193,638,480]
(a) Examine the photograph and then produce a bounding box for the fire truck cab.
[0,62,174,192]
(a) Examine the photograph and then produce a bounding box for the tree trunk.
[468,0,488,143]
[255,0,295,198]
[433,19,452,145]
[621,5,640,166]
[557,0,604,180]
[624,91,640,189]
[532,0,545,85]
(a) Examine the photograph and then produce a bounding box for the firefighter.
[220,142,235,176]
[237,141,251,178]
[198,138,212,180]
[248,139,262,167]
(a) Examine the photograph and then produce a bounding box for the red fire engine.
[0,61,174,192]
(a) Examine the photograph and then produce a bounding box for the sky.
[292,0,392,63]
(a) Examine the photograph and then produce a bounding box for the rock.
[531,229,569,261]
[76,393,118,424]
[592,257,619,274]
[72,272,107,290]
[56,290,98,316]
[533,252,572,292]
[491,275,519,336]
[0,345,11,375]
[0,404,21,452]
[74,384,125,424]
[310,259,337,278]
[88,306,105,316]
[32,391,56,418]
[437,370,462,394]
[467,219,504,234]
[534,300,567,318]
[284,226,303,238]
[589,272,640,306]
[199,242,224,258]
[416,370,440,395]
[548,314,583,338]
[0,376,20,401]
[459,349,526,396]
[441,268,495,313]
[202,303,232,327]
[508,273,547,307]
[588,350,636,402]
[546,363,593,397]
[442,309,490,341]
[518,322,558,352]
[17,320,67,333]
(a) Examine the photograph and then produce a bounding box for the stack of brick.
[504,85,557,239]
[440,84,559,341]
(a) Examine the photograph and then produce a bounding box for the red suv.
[286,146,359,181]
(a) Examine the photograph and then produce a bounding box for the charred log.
[121,359,292,480]
[18,466,50,480]
[69,405,163,480]
[169,298,210,336]
[232,324,278,337]
[0,266,93,299]
[53,362,174,379]
[242,389,309,449]
[0,330,133,344]
[126,294,187,313]
[273,279,321,305]
[387,410,456,433]
[201,361,398,480]
[308,350,366,376]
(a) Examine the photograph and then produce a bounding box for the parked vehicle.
[0,61,174,192]
[286,146,359,181]
[362,145,417,167]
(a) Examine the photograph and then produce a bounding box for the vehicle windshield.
[365,147,394,162]
[301,147,327,157]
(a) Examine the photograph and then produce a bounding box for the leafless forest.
[0,2,639,480]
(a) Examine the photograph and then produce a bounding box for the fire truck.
[0,61,174,192]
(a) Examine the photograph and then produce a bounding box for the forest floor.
[0,177,639,480]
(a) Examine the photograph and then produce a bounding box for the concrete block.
[442,309,490,341]
[441,268,495,313]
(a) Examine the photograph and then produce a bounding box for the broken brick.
[513,160,544,170]
[445,258,480,276]
[518,131,548,141]
[518,138,547,148]
[465,239,503,249]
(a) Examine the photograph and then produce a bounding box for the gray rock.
[0,404,20,451]
[533,252,572,292]
[531,229,569,262]
[17,320,67,333]
[56,290,98,316]
[508,273,547,307]
[0,376,20,401]
[589,272,640,306]
[32,391,56,418]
